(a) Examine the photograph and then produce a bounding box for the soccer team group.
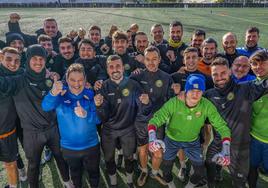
[0,13,268,188]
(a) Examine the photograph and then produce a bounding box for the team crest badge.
[227,92,235,101]
[155,80,163,87]
[124,64,131,70]
[45,79,53,88]
[195,111,202,118]
[49,58,54,64]
[122,88,130,96]
[193,84,199,89]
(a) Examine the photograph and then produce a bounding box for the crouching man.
[147,74,231,188]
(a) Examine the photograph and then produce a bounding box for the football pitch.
[0,7,268,187]
[0,7,268,48]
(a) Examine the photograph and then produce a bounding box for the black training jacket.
[96,77,151,137]
[130,69,174,122]
[204,79,268,146]
[0,72,57,132]
[0,65,23,134]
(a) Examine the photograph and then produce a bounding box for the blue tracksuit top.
[42,87,100,151]
[232,74,256,84]
[236,46,266,58]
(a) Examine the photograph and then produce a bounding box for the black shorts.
[135,122,148,147]
[101,130,136,162]
[135,122,165,147]
[0,132,18,162]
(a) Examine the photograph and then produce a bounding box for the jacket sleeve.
[41,92,61,112]
[96,98,110,123]
[96,64,108,81]
[95,87,110,123]
[148,98,174,128]
[0,75,23,96]
[88,102,101,125]
[247,79,268,102]
[8,21,21,33]
[206,99,231,140]
[167,76,175,99]
[7,21,37,47]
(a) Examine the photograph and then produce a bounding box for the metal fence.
[0,3,267,8]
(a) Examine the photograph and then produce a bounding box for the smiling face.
[211,64,231,88]
[191,35,205,49]
[59,42,74,60]
[169,25,183,42]
[1,52,21,72]
[222,33,237,55]
[89,29,101,44]
[231,56,250,79]
[144,51,160,72]
[151,25,164,44]
[29,55,46,73]
[43,20,58,38]
[251,60,268,79]
[245,31,259,48]
[107,59,124,82]
[79,43,95,59]
[66,71,85,95]
[113,39,128,55]
[201,42,217,61]
[184,51,199,72]
[9,40,24,53]
[135,34,149,53]
[39,40,53,55]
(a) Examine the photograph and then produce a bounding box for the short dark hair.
[151,24,164,32]
[211,57,229,68]
[112,31,128,41]
[246,26,260,35]
[249,50,268,64]
[58,37,73,45]
[135,31,147,40]
[38,34,52,43]
[89,25,101,33]
[107,54,122,65]
[144,45,160,57]
[183,47,199,56]
[78,39,95,50]
[170,21,183,30]
[193,29,206,38]
[201,37,218,49]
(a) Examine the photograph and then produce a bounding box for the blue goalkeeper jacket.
[42,87,100,151]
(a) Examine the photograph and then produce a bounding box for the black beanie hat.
[6,33,25,46]
[25,44,47,77]
[26,44,47,63]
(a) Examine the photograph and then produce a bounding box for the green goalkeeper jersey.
[149,96,231,142]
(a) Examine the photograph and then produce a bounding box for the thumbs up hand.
[51,76,66,96]
[74,101,87,118]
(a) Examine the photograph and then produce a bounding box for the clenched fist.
[9,13,21,23]
[139,93,149,105]
[94,94,104,107]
